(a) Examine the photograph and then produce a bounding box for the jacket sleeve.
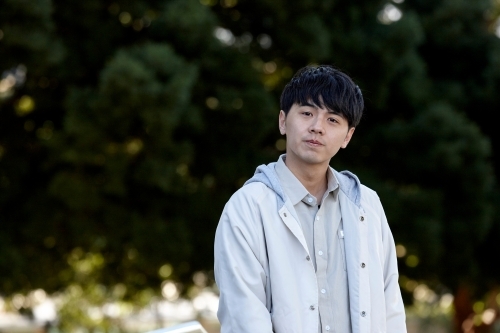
[380,208,407,333]
[214,188,274,333]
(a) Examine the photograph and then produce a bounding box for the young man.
[214,65,406,333]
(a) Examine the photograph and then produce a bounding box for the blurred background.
[1,0,500,332]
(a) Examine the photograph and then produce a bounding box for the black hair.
[280,65,364,128]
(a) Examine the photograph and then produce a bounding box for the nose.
[309,116,324,134]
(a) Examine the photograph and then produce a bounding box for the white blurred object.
[146,321,208,333]
[32,299,57,323]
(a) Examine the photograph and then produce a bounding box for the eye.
[302,111,312,116]
[328,117,339,123]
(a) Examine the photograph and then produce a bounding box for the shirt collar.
[275,154,339,206]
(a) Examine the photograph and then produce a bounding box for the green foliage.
[0,0,64,68]
[0,0,276,299]
[368,103,494,286]
[1,0,500,315]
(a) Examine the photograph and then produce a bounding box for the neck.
[284,155,329,201]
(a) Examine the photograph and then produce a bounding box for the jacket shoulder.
[221,182,276,228]
[359,184,383,207]
[229,182,275,206]
[360,183,378,199]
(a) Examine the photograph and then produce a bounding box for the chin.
[289,148,331,165]
[299,155,329,165]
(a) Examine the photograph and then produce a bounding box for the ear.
[278,110,286,135]
[341,127,356,149]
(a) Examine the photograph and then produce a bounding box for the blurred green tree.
[1,0,500,331]
[0,0,275,296]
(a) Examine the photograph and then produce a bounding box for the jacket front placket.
[277,199,319,333]
[278,200,310,256]
[339,191,371,333]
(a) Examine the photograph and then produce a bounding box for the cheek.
[290,122,306,134]
[285,124,297,137]
[331,135,348,147]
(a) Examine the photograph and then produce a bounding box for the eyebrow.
[300,101,340,115]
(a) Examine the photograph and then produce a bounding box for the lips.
[305,139,323,146]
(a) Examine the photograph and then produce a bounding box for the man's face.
[278,102,355,168]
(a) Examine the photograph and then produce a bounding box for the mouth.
[305,139,323,146]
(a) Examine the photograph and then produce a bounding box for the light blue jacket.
[215,162,406,333]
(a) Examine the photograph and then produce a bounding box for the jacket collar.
[244,155,362,210]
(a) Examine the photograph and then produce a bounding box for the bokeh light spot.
[159,264,173,278]
[133,19,144,31]
[12,294,25,309]
[395,244,406,257]
[161,281,179,301]
[231,98,243,109]
[127,248,138,260]
[125,138,143,155]
[482,309,495,325]
[439,294,453,309]
[214,27,235,45]
[473,301,484,313]
[221,0,238,8]
[206,97,219,109]
[203,175,215,188]
[405,280,418,291]
[119,12,132,25]
[462,318,474,332]
[377,4,403,24]
[193,271,207,287]
[257,34,272,49]
[275,138,286,151]
[113,284,127,298]
[263,61,277,74]
[36,121,54,140]
[405,254,419,267]
[44,237,56,248]
[15,95,35,116]
[176,164,188,176]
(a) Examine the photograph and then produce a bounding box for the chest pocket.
[337,229,347,271]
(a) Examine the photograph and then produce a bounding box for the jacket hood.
[244,161,362,210]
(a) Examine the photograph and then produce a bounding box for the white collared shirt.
[275,156,352,333]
